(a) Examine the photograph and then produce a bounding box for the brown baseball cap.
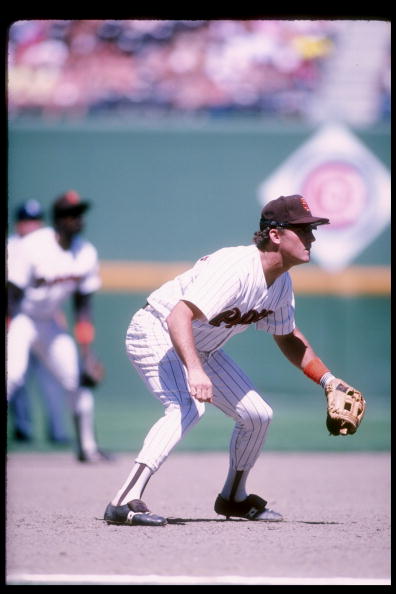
[52,190,90,219]
[260,195,329,230]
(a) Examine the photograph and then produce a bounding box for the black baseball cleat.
[77,449,116,463]
[214,494,283,521]
[13,429,33,442]
[104,499,167,527]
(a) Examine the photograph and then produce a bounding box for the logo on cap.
[299,196,310,212]
[64,190,80,205]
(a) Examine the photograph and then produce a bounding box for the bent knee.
[249,405,273,427]
[61,378,80,393]
[262,401,273,422]
[238,393,273,426]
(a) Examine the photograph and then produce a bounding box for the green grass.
[9,292,388,454]
[7,388,390,454]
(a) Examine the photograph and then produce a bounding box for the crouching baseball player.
[104,195,366,526]
[7,191,112,463]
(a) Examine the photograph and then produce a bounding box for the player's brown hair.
[253,226,288,251]
[252,228,271,251]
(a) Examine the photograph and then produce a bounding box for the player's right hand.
[187,369,213,402]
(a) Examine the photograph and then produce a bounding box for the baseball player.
[104,194,363,527]
[7,190,112,463]
[7,200,71,444]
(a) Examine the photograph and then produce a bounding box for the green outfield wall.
[8,118,390,265]
[7,119,390,452]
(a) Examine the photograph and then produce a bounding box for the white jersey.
[7,227,101,320]
[7,233,23,262]
[147,244,295,353]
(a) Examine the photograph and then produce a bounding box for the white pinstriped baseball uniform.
[126,244,295,473]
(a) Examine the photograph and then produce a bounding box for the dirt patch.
[5,451,390,584]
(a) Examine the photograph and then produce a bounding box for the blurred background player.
[7,200,71,444]
[7,190,112,462]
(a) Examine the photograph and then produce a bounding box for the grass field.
[7,291,390,454]
[7,385,390,454]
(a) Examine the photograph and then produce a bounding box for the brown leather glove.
[325,379,366,436]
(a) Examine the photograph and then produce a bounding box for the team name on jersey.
[209,307,274,328]
[33,274,83,287]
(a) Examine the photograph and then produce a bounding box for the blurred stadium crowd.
[7,19,391,122]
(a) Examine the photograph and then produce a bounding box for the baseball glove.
[325,379,366,436]
[80,353,105,388]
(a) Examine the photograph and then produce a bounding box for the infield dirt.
[5,451,390,584]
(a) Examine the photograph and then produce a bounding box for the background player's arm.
[166,300,213,402]
[73,291,96,357]
[73,290,105,388]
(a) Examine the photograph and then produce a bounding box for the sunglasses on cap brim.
[260,219,320,230]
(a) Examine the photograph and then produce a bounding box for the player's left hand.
[80,352,105,388]
[324,378,366,435]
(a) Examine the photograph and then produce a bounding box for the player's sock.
[73,388,97,455]
[112,463,153,506]
[220,468,249,502]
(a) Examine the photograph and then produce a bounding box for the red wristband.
[302,357,330,384]
[74,320,95,345]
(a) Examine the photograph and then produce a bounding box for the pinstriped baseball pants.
[126,307,273,473]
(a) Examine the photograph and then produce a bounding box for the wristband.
[74,320,95,345]
[319,371,336,389]
[302,357,331,385]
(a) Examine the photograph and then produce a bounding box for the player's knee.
[238,394,273,429]
[262,401,273,423]
[61,376,82,396]
[251,406,273,429]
